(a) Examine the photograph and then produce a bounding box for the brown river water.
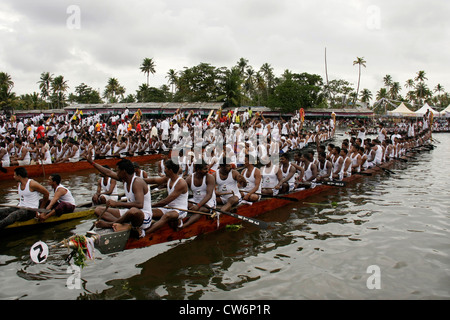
[0,131,449,301]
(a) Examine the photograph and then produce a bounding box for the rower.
[349,144,362,174]
[331,146,344,180]
[275,153,296,194]
[0,141,10,169]
[144,159,189,232]
[36,138,52,164]
[295,152,318,188]
[183,160,216,229]
[9,138,31,166]
[240,154,262,202]
[215,157,247,212]
[372,139,383,165]
[92,165,119,205]
[37,174,76,221]
[340,148,352,178]
[0,167,49,229]
[315,151,332,182]
[133,162,148,179]
[87,158,152,238]
[260,156,283,196]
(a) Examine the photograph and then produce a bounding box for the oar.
[0,204,50,213]
[89,205,109,231]
[208,205,269,229]
[165,204,269,229]
[162,206,214,217]
[376,164,395,175]
[319,180,346,187]
[239,190,299,202]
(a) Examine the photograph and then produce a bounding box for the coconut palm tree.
[166,69,178,95]
[353,57,366,106]
[415,70,427,83]
[104,77,125,103]
[140,58,156,86]
[51,75,69,109]
[37,72,53,104]
[389,82,401,100]
[360,88,373,104]
[0,72,14,94]
[405,79,415,90]
[383,74,393,90]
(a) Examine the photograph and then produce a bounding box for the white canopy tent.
[387,102,416,117]
[415,103,440,117]
[440,105,450,117]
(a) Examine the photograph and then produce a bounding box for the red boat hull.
[125,162,389,251]
[1,154,163,181]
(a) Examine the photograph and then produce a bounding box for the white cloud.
[1,0,449,101]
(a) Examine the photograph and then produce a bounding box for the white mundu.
[18,179,41,208]
[190,175,216,208]
[216,170,241,202]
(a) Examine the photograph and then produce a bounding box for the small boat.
[0,153,164,181]
[2,207,95,234]
[62,143,435,257]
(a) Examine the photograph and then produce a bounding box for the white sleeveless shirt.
[190,174,216,208]
[262,165,279,188]
[18,179,41,208]
[167,177,188,210]
[124,176,152,215]
[56,184,76,206]
[216,170,241,200]
[241,167,262,193]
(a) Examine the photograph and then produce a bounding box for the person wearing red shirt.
[36,120,46,140]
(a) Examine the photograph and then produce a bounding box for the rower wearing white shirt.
[240,155,262,202]
[183,161,216,229]
[0,167,49,229]
[38,174,76,221]
[215,157,247,212]
[145,159,189,231]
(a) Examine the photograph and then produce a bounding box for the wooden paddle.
[89,205,109,231]
[376,164,395,175]
[184,202,269,229]
[239,190,299,202]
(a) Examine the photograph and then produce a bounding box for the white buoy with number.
[30,241,49,264]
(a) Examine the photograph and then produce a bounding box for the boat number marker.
[30,241,49,264]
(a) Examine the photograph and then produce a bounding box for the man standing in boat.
[37,174,76,221]
[182,160,216,229]
[0,167,49,229]
[87,158,152,238]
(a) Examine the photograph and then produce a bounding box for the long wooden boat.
[2,207,95,233]
[0,153,163,181]
[73,143,435,256]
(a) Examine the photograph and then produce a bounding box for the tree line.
[0,57,448,114]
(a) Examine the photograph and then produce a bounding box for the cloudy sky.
[1,0,449,102]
